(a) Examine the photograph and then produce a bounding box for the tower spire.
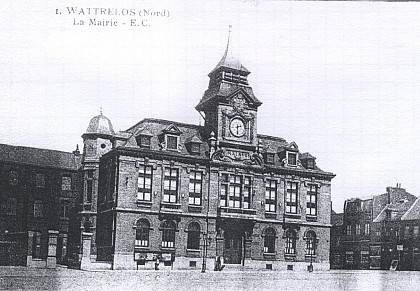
[209,26,249,76]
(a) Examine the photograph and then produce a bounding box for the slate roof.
[300,152,316,160]
[209,38,250,75]
[0,143,81,170]
[86,113,115,135]
[373,199,415,223]
[122,118,208,158]
[196,83,261,111]
[401,196,420,220]
[118,118,333,176]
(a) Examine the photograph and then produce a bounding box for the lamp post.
[201,162,212,273]
[307,246,314,272]
[201,231,207,273]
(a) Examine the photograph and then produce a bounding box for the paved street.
[1,267,420,291]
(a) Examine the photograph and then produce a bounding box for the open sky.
[1,0,420,211]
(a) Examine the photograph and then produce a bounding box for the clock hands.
[235,123,243,135]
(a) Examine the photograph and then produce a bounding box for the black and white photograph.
[1,0,420,290]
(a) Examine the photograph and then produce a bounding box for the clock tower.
[196,28,262,153]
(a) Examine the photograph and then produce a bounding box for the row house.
[331,185,420,271]
[0,144,81,267]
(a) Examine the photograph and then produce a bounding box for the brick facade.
[332,185,420,271]
[92,39,335,271]
[0,144,81,266]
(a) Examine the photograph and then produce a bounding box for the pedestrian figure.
[155,257,160,270]
[214,256,224,271]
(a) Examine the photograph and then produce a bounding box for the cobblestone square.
[1,267,420,291]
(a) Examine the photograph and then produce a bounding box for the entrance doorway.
[224,230,242,264]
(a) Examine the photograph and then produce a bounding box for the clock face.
[229,118,246,137]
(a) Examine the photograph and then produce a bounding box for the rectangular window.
[356,224,361,235]
[370,246,381,257]
[86,170,94,203]
[365,223,370,235]
[266,153,275,164]
[61,176,72,191]
[361,251,369,264]
[345,251,354,264]
[220,174,252,209]
[405,226,411,238]
[229,175,242,208]
[36,174,45,188]
[414,226,419,237]
[306,184,317,216]
[60,200,69,219]
[376,228,381,237]
[140,135,151,148]
[7,198,16,216]
[33,201,43,218]
[347,224,352,235]
[306,159,314,169]
[190,143,200,155]
[189,170,202,206]
[243,177,251,209]
[166,135,178,150]
[137,165,153,201]
[288,152,297,166]
[163,168,178,203]
[33,232,42,258]
[286,182,298,214]
[265,179,277,212]
[220,174,228,207]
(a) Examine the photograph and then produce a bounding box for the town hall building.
[80,35,336,271]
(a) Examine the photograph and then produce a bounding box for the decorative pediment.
[162,124,182,135]
[186,135,202,144]
[285,142,299,152]
[227,89,255,110]
[135,128,153,137]
[263,145,277,154]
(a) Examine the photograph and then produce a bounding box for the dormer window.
[300,153,316,170]
[191,143,200,155]
[136,135,151,148]
[161,124,182,151]
[306,159,314,169]
[166,135,178,150]
[266,153,275,164]
[135,129,153,149]
[287,152,297,166]
[187,135,202,155]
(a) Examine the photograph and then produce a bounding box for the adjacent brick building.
[331,185,420,271]
[91,37,335,271]
[0,144,81,266]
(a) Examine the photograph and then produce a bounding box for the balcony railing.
[218,207,257,216]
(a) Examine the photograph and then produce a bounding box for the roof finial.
[100,106,103,115]
[224,25,232,56]
[228,25,232,46]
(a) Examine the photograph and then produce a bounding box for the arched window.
[305,231,316,256]
[135,219,150,247]
[264,227,276,253]
[285,229,297,255]
[161,220,176,248]
[187,222,201,250]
